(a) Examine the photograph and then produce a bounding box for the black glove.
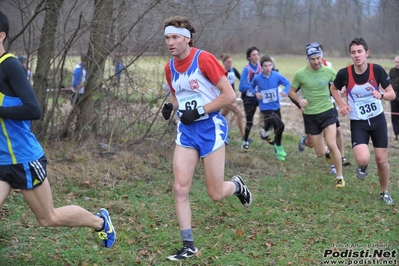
[162,103,173,120]
[179,109,201,125]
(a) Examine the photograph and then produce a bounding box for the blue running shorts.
[176,112,229,158]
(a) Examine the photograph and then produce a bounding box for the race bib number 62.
[178,93,209,121]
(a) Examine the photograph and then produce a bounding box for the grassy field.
[0,55,398,265]
[0,133,398,265]
[232,54,393,82]
[43,53,396,92]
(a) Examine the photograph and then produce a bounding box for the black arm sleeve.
[288,94,301,109]
[333,68,349,90]
[0,57,41,120]
[287,87,302,109]
[233,67,241,80]
[374,64,391,89]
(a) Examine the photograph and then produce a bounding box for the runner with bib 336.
[330,37,396,205]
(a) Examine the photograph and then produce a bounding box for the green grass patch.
[0,129,398,265]
[1,54,398,265]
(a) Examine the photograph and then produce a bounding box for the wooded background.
[1,0,398,144]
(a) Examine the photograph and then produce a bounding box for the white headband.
[164,25,191,38]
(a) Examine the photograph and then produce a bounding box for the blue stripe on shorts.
[176,112,229,158]
[23,162,33,189]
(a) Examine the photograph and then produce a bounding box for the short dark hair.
[18,55,27,63]
[0,11,10,41]
[260,55,273,66]
[246,46,259,61]
[349,37,369,52]
[81,53,89,61]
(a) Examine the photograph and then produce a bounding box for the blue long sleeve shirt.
[239,63,262,105]
[72,62,87,94]
[250,71,291,111]
[0,53,44,165]
[239,63,262,94]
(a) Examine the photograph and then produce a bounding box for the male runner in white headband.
[161,16,252,261]
[164,25,191,38]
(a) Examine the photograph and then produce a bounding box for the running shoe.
[96,208,116,248]
[167,246,198,261]
[274,144,287,157]
[380,192,394,205]
[342,157,351,167]
[274,153,285,161]
[356,165,368,181]
[335,178,345,188]
[298,135,306,152]
[325,150,333,164]
[232,175,252,207]
[241,141,249,152]
[260,129,275,145]
[262,135,275,145]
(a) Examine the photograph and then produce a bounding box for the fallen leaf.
[236,229,244,236]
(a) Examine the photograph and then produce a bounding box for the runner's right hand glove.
[162,103,173,120]
[179,109,201,125]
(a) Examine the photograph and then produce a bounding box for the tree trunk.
[32,0,65,139]
[76,0,113,141]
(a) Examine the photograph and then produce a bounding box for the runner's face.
[223,58,233,70]
[82,59,88,67]
[350,44,369,66]
[308,56,322,70]
[261,61,273,75]
[165,33,190,59]
[395,58,399,69]
[248,50,259,64]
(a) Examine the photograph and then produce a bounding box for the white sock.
[261,128,268,138]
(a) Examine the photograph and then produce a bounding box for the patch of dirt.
[230,98,396,142]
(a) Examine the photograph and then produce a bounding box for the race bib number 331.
[261,88,278,103]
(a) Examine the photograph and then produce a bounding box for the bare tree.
[2,0,399,146]
[33,0,65,138]
[72,0,114,139]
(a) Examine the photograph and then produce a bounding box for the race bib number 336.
[355,99,382,120]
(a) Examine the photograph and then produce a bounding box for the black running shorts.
[303,108,337,135]
[350,113,388,148]
[0,155,47,190]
